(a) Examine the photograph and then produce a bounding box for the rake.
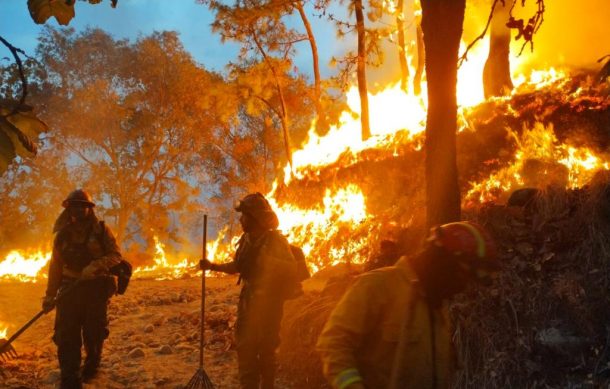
[185,214,215,389]
[0,280,80,361]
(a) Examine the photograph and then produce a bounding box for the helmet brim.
[62,199,96,208]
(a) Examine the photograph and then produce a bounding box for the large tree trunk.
[354,0,371,141]
[295,1,324,128]
[396,0,409,92]
[421,0,465,227]
[414,21,425,95]
[483,0,513,98]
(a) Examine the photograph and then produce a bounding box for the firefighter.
[200,193,296,389]
[316,222,499,389]
[42,189,122,389]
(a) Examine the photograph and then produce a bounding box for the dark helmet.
[62,189,96,208]
[235,192,279,229]
[427,221,499,280]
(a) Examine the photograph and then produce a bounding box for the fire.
[270,184,369,270]
[131,235,197,280]
[0,250,50,282]
[0,324,7,339]
[467,123,610,202]
[284,83,427,184]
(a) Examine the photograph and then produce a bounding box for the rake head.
[185,368,215,389]
[0,338,17,362]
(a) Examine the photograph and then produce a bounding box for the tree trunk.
[414,21,425,95]
[421,0,465,228]
[295,1,324,128]
[396,0,409,92]
[354,0,371,141]
[483,0,513,98]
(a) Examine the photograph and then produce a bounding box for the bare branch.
[458,0,502,68]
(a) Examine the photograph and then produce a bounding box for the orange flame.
[0,250,50,282]
[467,123,610,202]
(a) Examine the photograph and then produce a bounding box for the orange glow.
[131,234,197,280]
[467,123,610,202]
[0,250,50,282]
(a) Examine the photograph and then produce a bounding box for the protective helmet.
[62,189,96,208]
[235,192,279,229]
[427,221,499,278]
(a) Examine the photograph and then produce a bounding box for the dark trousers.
[236,289,285,389]
[53,277,114,389]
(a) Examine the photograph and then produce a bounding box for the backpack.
[98,221,132,295]
[285,244,310,299]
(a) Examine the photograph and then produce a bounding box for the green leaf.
[28,0,76,26]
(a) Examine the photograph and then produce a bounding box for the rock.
[535,327,591,354]
[171,293,182,303]
[153,315,166,326]
[174,343,196,352]
[170,334,185,345]
[157,345,173,355]
[44,369,61,384]
[128,347,145,358]
[143,324,154,333]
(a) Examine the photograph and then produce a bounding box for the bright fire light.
[0,250,50,282]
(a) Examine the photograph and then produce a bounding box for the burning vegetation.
[1,0,610,387]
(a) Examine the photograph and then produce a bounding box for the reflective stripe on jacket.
[316,257,455,389]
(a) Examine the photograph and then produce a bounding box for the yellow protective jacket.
[316,257,455,389]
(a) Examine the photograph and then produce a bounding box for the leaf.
[0,101,48,175]
[28,0,76,26]
[0,128,16,175]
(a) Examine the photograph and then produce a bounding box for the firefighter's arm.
[210,261,238,274]
[82,224,122,278]
[316,274,383,389]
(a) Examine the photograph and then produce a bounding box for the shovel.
[0,280,80,361]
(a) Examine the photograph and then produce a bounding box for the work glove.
[42,296,56,313]
[81,261,103,279]
[199,258,214,271]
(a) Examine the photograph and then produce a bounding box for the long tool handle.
[0,310,44,354]
[0,280,80,354]
[200,214,208,369]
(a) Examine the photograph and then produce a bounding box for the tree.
[354,0,371,140]
[209,0,312,167]
[395,0,409,92]
[32,28,219,248]
[421,0,465,227]
[483,0,513,97]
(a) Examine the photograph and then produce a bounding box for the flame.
[0,250,50,282]
[131,235,197,280]
[467,123,610,202]
[0,22,598,280]
[0,324,7,339]
[284,83,427,184]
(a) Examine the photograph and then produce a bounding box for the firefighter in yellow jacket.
[43,189,122,389]
[316,222,498,389]
[200,193,296,389]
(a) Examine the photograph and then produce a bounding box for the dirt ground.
[0,276,266,389]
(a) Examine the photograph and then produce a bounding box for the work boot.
[59,375,82,389]
[81,364,99,383]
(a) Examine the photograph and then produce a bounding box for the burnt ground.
[0,277,243,389]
